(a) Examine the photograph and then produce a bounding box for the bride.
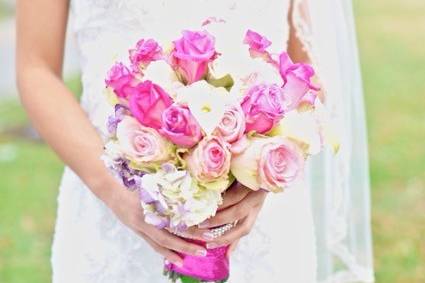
[16,0,374,282]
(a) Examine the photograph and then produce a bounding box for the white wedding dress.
[51,1,374,283]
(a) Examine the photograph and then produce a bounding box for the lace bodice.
[53,2,374,283]
[70,0,291,136]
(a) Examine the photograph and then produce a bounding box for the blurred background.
[0,0,424,282]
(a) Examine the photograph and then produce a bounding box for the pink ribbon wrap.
[164,240,229,282]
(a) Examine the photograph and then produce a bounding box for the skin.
[16,0,311,267]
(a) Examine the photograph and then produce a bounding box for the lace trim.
[322,152,374,283]
[292,1,374,282]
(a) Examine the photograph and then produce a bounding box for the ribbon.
[164,240,229,282]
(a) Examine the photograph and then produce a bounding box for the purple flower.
[107,104,129,136]
[139,187,155,204]
[144,213,169,229]
[109,158,144,191]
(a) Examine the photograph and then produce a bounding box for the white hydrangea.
[139,164,223,229]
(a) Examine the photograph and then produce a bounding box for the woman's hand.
[106,179,208,267]
[185,182,267,255]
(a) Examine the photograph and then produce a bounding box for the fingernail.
[196,249,207,257]
[174,261,183,267]
[202,232,215,240]
[206,243,218,249]
[198,220,209,228]
[164,259,170,265]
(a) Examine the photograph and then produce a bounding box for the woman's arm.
[16,0,207,266]
[16,0,113,202]
[287,0,310,64]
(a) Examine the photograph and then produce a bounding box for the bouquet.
[102,19,337,283]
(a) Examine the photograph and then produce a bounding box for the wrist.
[86,169,121,208]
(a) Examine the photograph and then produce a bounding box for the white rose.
[273,110,322,155]
[143,60,183,97]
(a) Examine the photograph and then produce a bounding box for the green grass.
[0,140,63,283]
[0,75,81,283]
[355,0,425,282]
[1,0,425,282]
[0,1,13,21]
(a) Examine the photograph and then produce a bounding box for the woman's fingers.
[200,202,246,228]
[219,182,250,210]
[147,227,208,257]
[136,231,184,267]
[206,207,259,249]
[173,226,216,242]
[200,190,267,229]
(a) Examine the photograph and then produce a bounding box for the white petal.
[176,81,232,135]
[277,111,322,155]
[143,60,183,97]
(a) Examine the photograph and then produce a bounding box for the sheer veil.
[291,0,374,282]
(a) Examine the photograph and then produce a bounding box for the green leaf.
[179,275,201,283]
[206,74,234,91]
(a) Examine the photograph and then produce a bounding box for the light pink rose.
[214,104,246,153]
[129,80,173,130]
[229,135,250,155]
[171,30,217,84]
[160,104,203,148]
[186,136,231,183]
[279,52,320,111]
[105,62,135,98]
[231,137,305,192]
[243,29,272,58]
[240,83,285,134]
[129,38,163,73]
[258,139,304,192]
[116,116,173,165]
[298,91,318,110]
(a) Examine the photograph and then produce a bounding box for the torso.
[51,2,318,283]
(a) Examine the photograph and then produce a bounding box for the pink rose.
[231,137,305,192]
[129,80,173,129]
[160,104,203,148]
[105,62,135,98]
[243,29,272,57]
[171,30,217,84]
[240,83,285,134]
[186,136,231,183]
[129,38,163,73]
[116,116,173,165]
[258,139,304,192]
[215,104,246,152]
[279,52,319,111]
